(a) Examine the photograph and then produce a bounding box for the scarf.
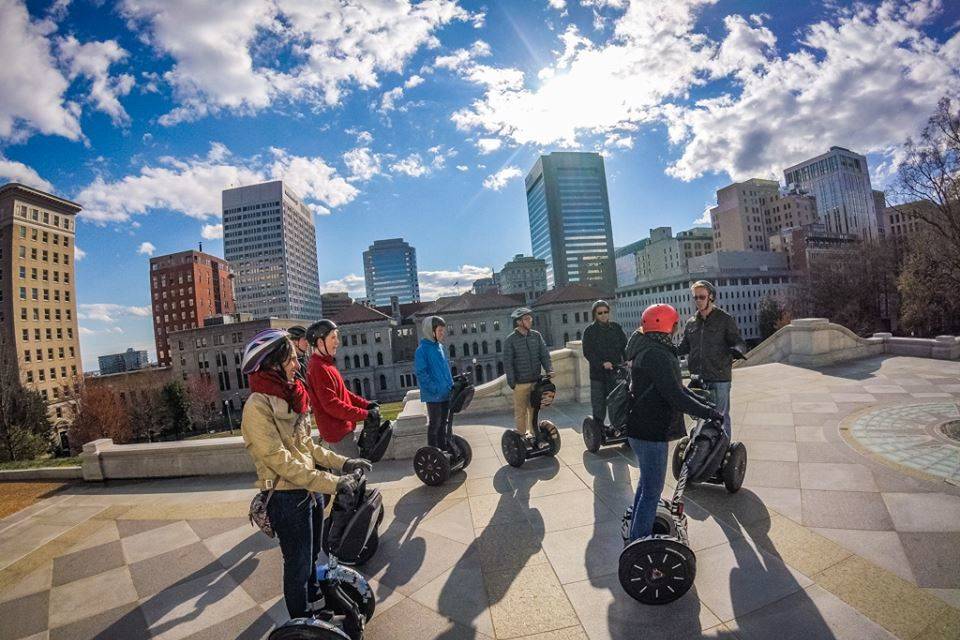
[249,369,310,415]
[645,331,676,350]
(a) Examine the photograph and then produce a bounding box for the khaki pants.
[512,383,535,434]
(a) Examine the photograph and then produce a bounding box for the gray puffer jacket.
[503,329,552,388]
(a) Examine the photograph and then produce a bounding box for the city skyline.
[0,0,956,370]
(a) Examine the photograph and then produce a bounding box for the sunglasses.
[596,310,610,315]
[693,295,709,301]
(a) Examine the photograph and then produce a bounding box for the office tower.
[711,178,780,251]
[0,183,83,422]
[784,146,879,240]
[525,152,616,291]
[321,291,353,319]
[98,348,150,375]
[495,254,548,304]
[150,250,235,366]
[222,180,322,320]
[363,238,420,306]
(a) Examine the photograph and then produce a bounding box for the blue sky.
[2,0,958,370]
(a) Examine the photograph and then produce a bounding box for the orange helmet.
[641,304,680,334]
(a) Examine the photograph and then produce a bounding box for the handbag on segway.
[355,408,393,463]
[413,369,476,486]
[501,375,562,467]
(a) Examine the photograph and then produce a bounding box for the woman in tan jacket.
[240,328,372,619]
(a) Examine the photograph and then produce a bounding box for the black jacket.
[677,307,742,382]
[582,320,627,381]
[624,332,714,442]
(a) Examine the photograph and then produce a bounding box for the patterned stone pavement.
[1,355,959,640]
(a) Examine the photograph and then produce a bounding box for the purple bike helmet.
[242,329,291,375]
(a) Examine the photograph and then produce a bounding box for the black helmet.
[306,319,338,347]
[288,325,307,340]
[591,300,611,318]
[690,280,717,302]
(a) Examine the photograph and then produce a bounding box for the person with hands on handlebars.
[415,315,455,452]
[239,329,368,620]
[503,307,554,441]
[623,305,722,542]
[581,299,627,429]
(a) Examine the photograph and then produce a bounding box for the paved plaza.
[1,355,959,640]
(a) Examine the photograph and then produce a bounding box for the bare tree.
[67,378,133,454]
[185,374,222,432]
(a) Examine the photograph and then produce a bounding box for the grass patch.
[0,456,81,471]
[379,401,403,421]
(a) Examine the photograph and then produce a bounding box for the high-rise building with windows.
[784,146,879,241]
[0,183,82,425]
[150,250,235,366]
[494,254,548,304]
[222,180,322,320]
[98,348,149,375]
[362,238,420,306]
[525,152,616,291]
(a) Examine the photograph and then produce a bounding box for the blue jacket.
[415,338,454,403]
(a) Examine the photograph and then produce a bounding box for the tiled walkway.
[1,356,959,639]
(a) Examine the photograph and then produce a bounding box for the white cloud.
[476,138,502,154]
[76,142,356,223]
[0,155,53,191]
[78,303,151,323]
[57,35,133,125]
[321,273,366,299]
[379,86,404,112]
[343,147,381,182]
[404,74,425,89]
[74,245,86,261]
[418,265,493,299]
[390,153,429,177]
[434,40,492,71]
[693,203,713,225]
[0,0,81,141]
[137,241,156,256]
[456,164,469,171]
[201,223,223,239]
[547,0,566,9]
[482,166,522,191]
[120,0,479,125]
[603,133,634,150]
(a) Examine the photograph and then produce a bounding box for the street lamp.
[224,399,234,434]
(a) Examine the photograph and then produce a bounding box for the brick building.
[150,250,235,366]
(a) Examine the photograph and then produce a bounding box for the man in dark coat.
[581,300,627,427]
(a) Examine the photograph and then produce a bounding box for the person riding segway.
[617,304,724,605]
[412,316,475,485]
[581,299,628,452]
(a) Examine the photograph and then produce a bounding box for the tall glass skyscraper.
[525,152,616,291]
[363,238,420,306]
[783,147,879,241]
[222,180,322,320]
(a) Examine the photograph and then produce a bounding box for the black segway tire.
[582,417,602,453]
[414,446,451,486]
[339,582,376,623]
[539,420,561,456]
[501,430,526,467]
[672,437,689,481]
[268,618,351,640]
[723,442,747,493]
[651,501,678,537]
[619,536,696,605]
[451,434,473,470]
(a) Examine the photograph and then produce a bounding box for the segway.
[501,375,561,467]
[356,409,393,463]
[272,475,378,640]
[321,469,384,566]
[413,371,476,486]
[582,365,629,453]
[618,418,718,605]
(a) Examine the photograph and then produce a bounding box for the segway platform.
[501,376,561,468]
[413,372,475,486]
[269,559,375,639]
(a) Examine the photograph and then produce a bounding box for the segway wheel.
[582,417,602,453]
[268,618,351,640]
[671,437,689,481]
[501,430,526,468]
[414,446,451,486]
[339,582,376,623]
[539,420,561,457]
[619,537,696,605]
[723,442,747,493]
[651,501,678,537]
[451,434,473,470]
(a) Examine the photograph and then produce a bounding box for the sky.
[2,0,958,371]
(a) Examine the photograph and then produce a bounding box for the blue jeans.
[704,380,732,438]
[627,438,668,541]
[267,490,325,619]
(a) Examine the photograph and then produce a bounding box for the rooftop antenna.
[199,242,203,253]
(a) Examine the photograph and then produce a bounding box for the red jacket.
[306,353,369,443]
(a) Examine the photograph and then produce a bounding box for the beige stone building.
[711,179,779,251]
[0,183,83,426]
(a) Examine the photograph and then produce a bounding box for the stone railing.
[383,342,590,459]
[741,318,960,367]
[80,436,253,481]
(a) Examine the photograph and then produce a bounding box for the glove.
[367,401,379,410]
[342,458,372,474]
[365,406,380,422]
[708,409,724,423]
[336,473,359,498]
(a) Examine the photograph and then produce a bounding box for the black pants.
[590,376,618,426]
[267,490,325,619]
[426,401,451,451]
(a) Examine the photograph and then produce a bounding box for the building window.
[495,339,502,353]
[363,354,370,367]
[377,352,383,366]
[562,313,568,324]
[379,374,387,391]
[450,345,456,358]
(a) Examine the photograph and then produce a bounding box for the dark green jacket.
[503,329,552,388]
[677,306,742,382]
[582,320,627,381]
